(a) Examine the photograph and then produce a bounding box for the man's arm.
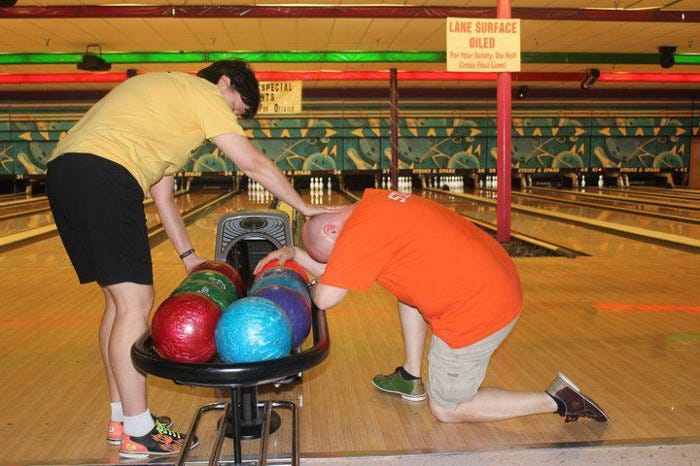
[150,175,206,272]
[253,246,325,278]
[310,283,348,310]
[252,246,347,309]
[213,133,332,217]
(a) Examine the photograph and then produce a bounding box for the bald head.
[301,205,354,263]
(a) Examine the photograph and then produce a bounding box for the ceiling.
[0,0,699,97]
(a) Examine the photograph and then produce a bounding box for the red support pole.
[496,0,512,242]
[389,68,399,191]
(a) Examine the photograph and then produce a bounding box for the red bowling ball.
[151,292,222,363]
[193,260,246,298]
[255,258,309,281]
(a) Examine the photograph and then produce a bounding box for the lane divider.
[0,189,197,251]
[427,188,700,252]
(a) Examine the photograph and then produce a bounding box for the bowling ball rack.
[131,304,329,466]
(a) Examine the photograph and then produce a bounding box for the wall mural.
[0,115,694,176]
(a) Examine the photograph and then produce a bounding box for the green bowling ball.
[188,270,238,303]
[173,279,232,311]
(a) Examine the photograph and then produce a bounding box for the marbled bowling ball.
[250,284,311,348]
[249,273,311,308]
[255,258,309,282]
[192,260,246,298]
[151,293,221,363]
[188,270,238,303]
[172,279,232,311]
[215,297,293,363]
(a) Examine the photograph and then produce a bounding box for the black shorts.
[47,153,153,286]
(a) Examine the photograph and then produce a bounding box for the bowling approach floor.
[0,187,698,465]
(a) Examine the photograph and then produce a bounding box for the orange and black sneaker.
[118,423,197,458]
[106,421,124,445]
[106,415,173,445]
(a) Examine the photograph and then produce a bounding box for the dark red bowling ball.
[255,258,309,281]
[151,293,222,363]
[193,260,245,298]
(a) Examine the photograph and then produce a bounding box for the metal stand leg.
[270,401,299,466]
[176,402,227,466]
[174,393,298,466]
[210,403,233,466]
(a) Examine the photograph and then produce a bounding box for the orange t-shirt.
[319,189,522,348]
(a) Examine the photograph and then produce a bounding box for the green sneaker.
[371,367,426,402]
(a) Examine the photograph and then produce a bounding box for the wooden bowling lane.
[0,206,56,235]
[613,185,700,202]
[511,193,700,240]
[2,190,699,464]
[426,190,685,257]
[517,187,700,221]
[190,190,700,455]
[0,190,223,248]
[470,187,700,243]
[532,185,700,208]
[0,191,34,200]
[0,193,47,207]
[0,199,51,222]
[0,191,275,464]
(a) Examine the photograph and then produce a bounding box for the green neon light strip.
[0,51,443,64]
[1,51,699,65]
[674,54,700,65]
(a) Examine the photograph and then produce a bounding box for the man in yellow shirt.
[46,60,332,458]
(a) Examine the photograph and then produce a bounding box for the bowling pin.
[580,174,586,188]
[598,175,604,187]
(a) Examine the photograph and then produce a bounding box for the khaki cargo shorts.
[427,317,518,409]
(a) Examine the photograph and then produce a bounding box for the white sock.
[124,409,155,437]
[110,402,124,422]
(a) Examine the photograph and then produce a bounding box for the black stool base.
[220,408,282,440]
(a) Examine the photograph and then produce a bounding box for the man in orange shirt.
[257,189,608,423]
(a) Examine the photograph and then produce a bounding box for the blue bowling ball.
[215,297,293,363]
[251,285,312,348]
[249,274,311,307]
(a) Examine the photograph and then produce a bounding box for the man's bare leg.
[398,301,427,378]
[99,287,121,403]
[429,388,557,423]
[105,282,154,418]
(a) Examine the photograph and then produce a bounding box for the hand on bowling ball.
[183,252,207,274]
[254,246,296,275]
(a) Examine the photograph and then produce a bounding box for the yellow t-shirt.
[50,72,245,193]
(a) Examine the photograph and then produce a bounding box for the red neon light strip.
[0,71,699,84]
[600,72,700,83]
[0,73,128,84]
[596,302,700,312]
[256,71,499,81]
